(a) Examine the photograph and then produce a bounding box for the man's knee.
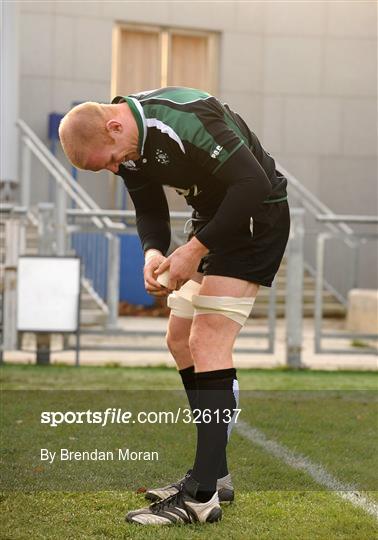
[188,318,220,362]
[166,325,190,358]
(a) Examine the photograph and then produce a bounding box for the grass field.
[1,364,377,539]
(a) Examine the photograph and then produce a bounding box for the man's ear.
[106,119,123,134]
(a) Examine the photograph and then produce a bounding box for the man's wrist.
[145,249,163,263]
[188,236,209,257]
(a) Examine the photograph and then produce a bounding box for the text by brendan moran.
[40,448,159,464]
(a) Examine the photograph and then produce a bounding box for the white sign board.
[17,257,80,332]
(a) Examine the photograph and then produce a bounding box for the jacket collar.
[111,95,147,155]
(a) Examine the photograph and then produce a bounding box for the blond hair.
[59,102,115,169]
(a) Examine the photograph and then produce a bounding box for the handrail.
[23,137,104,229]
[16,119,125,231]
[67,209,191,219]
[1,205,28,215]
[276,162,354,236]
[317,214,378,225]
[276,163,359,303]
[0,203,38,226]
[18,120,101,211]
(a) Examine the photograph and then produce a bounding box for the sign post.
[17,256,81,365]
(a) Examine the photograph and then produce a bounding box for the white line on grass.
[235,420,378,520]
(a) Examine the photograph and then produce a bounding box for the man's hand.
[156,237,208,290]
[143,250,172,297]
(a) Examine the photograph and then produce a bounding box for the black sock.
[190,368,237,500]
[179,366,238,485]
[179,366,197,478]
[217,373,238,478]
[179,366,197,412]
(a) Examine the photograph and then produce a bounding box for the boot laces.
[150,489,185,514]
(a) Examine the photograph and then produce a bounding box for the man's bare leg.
[190,275,259,371]
[166,271,203,369]
[167,274,258,370]
[166,315,193,369]
[151,275,259,501]
[186,275,259,500]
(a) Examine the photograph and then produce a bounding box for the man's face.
[86,142,127,174]
[85,121,139,173]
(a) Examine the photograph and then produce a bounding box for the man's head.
[58,101,139,173]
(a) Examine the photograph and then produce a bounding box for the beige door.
[168,31,218,94]
[112,24,218,97]
[112,26,161,97]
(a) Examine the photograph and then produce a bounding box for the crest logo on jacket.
[155,149,170,165]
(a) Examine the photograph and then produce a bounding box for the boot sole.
[145,488,235,504]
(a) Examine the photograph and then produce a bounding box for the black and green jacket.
[112,87,287,254]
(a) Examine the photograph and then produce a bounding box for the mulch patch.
[118,298,170,318]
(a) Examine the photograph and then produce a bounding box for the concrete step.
[275,275,315,286]
[0,229,38,241]
[255,290,337,303]
[252,302,346,319]
[80,309,107,327]
[0,247,39,259]
[80,292,107,310]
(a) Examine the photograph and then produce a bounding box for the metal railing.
[15,119,353,314]
[285,208,305,367]
[66,207,283,355]
[17,120,112,234]
[16,120,125,325]
[277,162,355,304]
[67,209,193,327]
[3,116,376,369]
[1,207,28,351]
[1,204,287,356]
[314,214,378,355]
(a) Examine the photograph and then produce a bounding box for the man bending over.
[59,86,290,526]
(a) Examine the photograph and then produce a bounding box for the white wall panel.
[264,37,322,94]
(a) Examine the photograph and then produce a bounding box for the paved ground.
[4,316,377,370]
